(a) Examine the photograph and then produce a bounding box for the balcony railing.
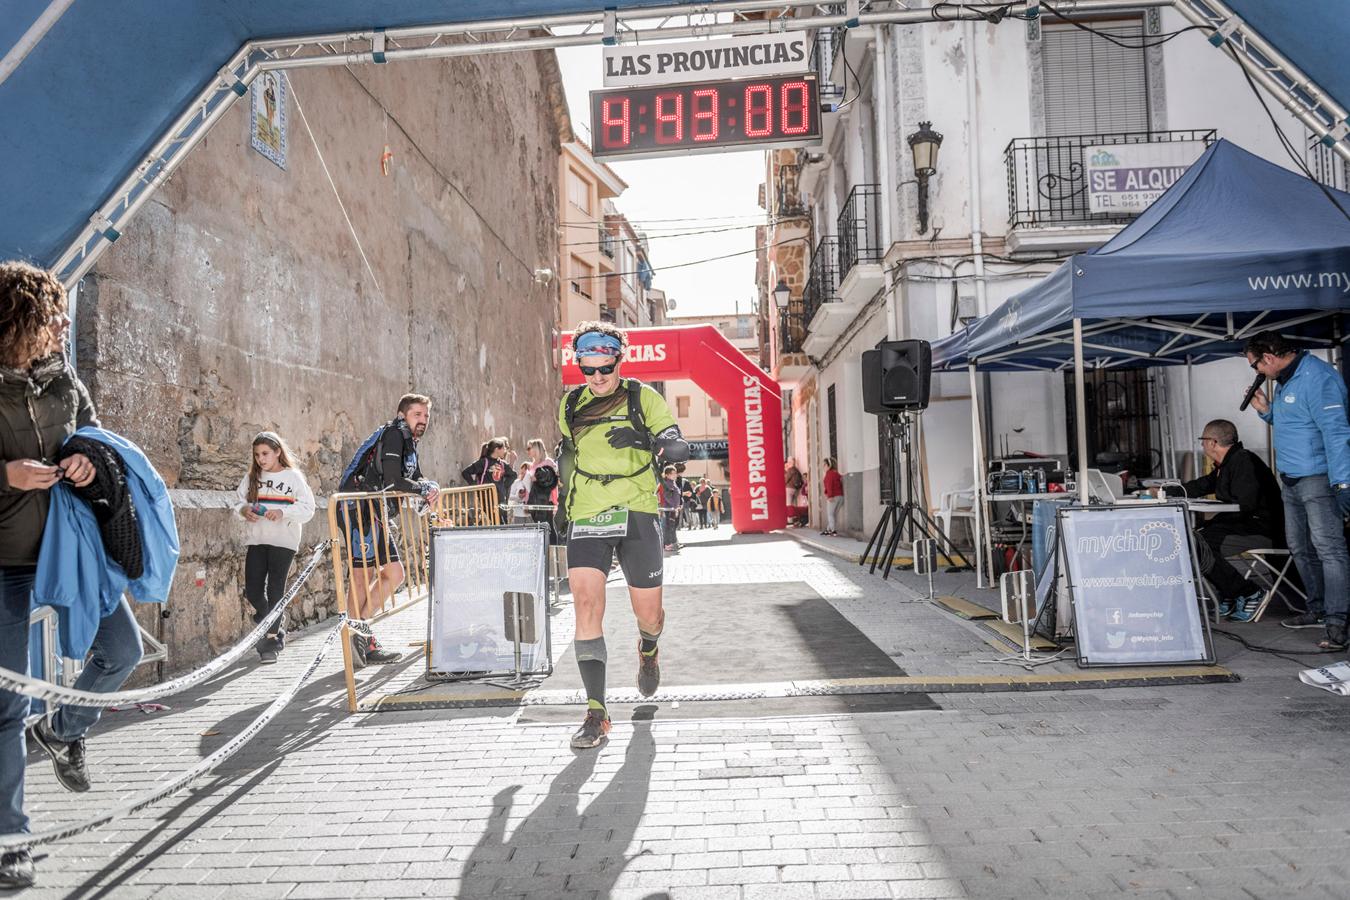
[802,236,840,325]
[780,308,808,354]
[810,24,845,103]
[599,227,615,258]
[836,184,882,280]
[1005,130,1217,228]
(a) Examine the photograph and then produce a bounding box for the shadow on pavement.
[460,708,660,899]
[64,759,282,900]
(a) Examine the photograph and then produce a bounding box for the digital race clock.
[589,74,821,160]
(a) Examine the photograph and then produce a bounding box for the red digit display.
[600,96,630,148]
[654,92,684,143]
[590,74,819,160]
[780,80,810,135]
[744,84,773,138]
[692,88,719,142]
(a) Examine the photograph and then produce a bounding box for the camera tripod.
[862,412,972,580]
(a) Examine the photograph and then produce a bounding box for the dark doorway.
[1065,368,1161,480]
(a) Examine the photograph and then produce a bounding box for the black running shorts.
[566,510,664,588]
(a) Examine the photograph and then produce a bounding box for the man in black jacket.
[1154,419,1283,621]
[339,393,439,663]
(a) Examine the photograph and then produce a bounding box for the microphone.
[1239,371,1266,412]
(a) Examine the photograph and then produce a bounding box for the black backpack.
[556,379,658,522]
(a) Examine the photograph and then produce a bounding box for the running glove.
[606,426,653,451]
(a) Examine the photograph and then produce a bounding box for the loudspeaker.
[861,340,932,414]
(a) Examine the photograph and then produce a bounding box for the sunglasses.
[579,361,618,376]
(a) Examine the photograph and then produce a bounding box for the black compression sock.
[575,637,607,714]
[639,635,659,655]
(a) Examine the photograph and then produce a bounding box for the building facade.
[559,141,628,331]
[761,6,1334,540]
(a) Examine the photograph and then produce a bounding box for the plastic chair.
[937,487,977,547]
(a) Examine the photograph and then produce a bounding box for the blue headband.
[575,331,623,358]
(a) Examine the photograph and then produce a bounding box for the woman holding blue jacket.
[0,262,144,889]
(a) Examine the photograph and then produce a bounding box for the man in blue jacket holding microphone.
[1244,331,1350,650]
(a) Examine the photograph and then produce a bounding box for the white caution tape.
[0,614,346,850]
[0,542,331,709]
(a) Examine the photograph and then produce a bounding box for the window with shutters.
[1009,17,1154,225]
[676,396,690,418]
[708,400,722,419]
[1041,19,1149,136]
[567,168,591,213]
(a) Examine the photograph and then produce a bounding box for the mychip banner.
[1058,504,1212,666]
[428,525,551,679]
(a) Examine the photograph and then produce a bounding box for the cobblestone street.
[19,526,1350,899]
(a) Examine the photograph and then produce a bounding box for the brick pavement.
[15,525,1350,899]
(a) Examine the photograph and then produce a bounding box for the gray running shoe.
[570,709,611,749]
[637,644,660,698]
[28,720,90,793]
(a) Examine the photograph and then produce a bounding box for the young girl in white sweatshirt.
[234,432,315,663]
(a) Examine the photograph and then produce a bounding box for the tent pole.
[1185,356,1196,481]
[1073,319,1090,505]
[968,363,988,588]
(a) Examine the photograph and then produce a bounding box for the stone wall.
[77,51,566,675]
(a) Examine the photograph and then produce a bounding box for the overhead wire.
[558,218,784,247]
[569,235,806,280]
[1221,45,1350,223]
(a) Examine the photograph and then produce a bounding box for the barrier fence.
[327,484,501,711]
[0,483,504,849]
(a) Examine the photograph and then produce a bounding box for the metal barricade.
[327,484,502,711]
[433,483,502,527]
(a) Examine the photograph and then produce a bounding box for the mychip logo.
[1075,520,1181,564]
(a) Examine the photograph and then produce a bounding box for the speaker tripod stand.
[863,412,972,581]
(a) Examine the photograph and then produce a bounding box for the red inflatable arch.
[562,325,787,533]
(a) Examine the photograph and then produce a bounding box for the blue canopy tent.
[931,138,1350,585]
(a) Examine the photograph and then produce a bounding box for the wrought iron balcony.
[1005,130,1216,228]
[599,226,615,258]
[802,236,841,325]
[810,23,846,103]
[779,308,808,354]
[836,184,882,280]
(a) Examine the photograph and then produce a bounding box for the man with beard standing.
[339,393,439,664]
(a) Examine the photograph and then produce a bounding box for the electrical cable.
[557,219,783,247]
[1211,626,1340,667]
[1039,2,1208,49]
[559,214,770,226]
[1222,45,1350,224]
[569,235,806,280]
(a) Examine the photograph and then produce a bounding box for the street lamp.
[772,279,792,310]
[906,121,943,234]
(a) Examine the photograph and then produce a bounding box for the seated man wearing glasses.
[1150,419,1284,621]
[558,322,688,749]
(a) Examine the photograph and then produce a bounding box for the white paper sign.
[603,33,810,87]
[1085,141,1205,214]
[1299,661,1350,696]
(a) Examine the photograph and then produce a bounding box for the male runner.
[560,322,689,749]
